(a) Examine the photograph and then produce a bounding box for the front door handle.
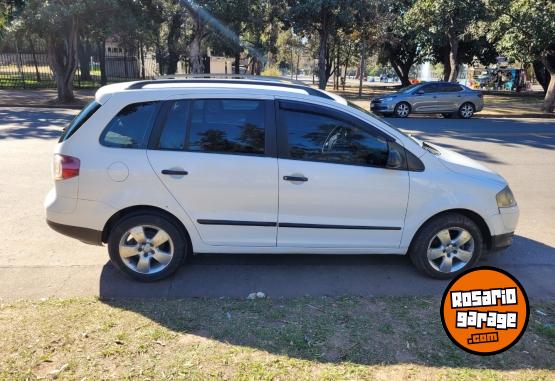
[283,175,308,182]
[161,169,188,176]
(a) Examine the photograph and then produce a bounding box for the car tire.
[408,213,483,279]
[108,212,188,282]
[458,102,475,119]
[394,102,411,118]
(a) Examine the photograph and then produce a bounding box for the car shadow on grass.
[98,235,555,370]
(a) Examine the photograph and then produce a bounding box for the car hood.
[373,93,400,100]
[425,142,506,186]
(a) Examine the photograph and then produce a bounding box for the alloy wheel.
[118,225,174,274]
[427,227,475,273]
[396,103,410,118]
[460,103,474,118]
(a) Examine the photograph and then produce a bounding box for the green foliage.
[489,0,555,63]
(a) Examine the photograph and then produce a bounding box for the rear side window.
[158,100,189,150]
[59,101,101,142]
[439,83,463,92]
[100,102,160,148]
[187,99,265,155]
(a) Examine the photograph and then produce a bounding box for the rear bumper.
[47,219,103,246]
[490,232,514,252]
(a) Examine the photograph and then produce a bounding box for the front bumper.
[490,232,514,251]
[47,219,103,246]
[370,100,395,113]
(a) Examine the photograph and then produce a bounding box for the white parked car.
[45,77,519,281]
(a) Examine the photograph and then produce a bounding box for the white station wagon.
[45,77,519,281]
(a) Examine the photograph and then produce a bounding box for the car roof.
[95,76,348,105]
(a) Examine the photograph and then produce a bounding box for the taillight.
[53,154,80,180]
[477,92,483,99]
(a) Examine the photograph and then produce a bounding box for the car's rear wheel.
[458,102,475,119]
[394,102,411,118]
[108,212,187,282]
[409,213,483,279]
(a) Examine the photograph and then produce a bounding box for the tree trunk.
[544,74,555,113]
[542,54,555,113]
[447,32,459,82]
[97,40,107,86]
[296,53,300,80]
[77,36,92,81]
[166,9,183,75]
[342,46,351,91]
[317,28,329,90]
[391,61,411,87]
[533,59,549,93]
[47,17,79,103]
[188,12,204,74]
[441,44,451,82]
[290,49,294,79]
[140,42,146,79]
[28,39,41,83]
[234,52,241,74]
[358,40,365,98]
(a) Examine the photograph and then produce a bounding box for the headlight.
[496,186,517,208]
[381,97,394,102]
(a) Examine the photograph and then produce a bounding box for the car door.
[276,100,409,248]
[147,98,279,246]
[443,83,465,111]
[410,83,441,112]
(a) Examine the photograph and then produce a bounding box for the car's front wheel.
[459,102,475,119]
[409,213,483,279]
[394,102,411,118]
[108,212,187,282]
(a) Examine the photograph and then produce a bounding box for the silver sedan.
[371,82,484,119]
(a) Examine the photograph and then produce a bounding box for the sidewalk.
[0,88,95,109]
[0,88,552,118]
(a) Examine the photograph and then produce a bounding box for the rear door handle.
[161,169,188,176]
[283,175,308,182]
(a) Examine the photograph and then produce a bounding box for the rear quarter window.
[59,101,101,142]
[100,102,160,149]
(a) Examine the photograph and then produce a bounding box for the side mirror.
[386,146,403,169]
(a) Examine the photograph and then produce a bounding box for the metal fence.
[0,39,166,88]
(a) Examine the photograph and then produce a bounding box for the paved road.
[0,108,554,300]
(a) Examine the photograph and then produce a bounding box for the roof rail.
[154,73,308,86]
[125,76,334,100]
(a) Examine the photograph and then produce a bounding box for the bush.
[261,66,281,77]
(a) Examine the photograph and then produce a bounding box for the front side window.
[100,102,159,148]
[188,99,265,154]
[421,84,441,94]
[282,109,389,167]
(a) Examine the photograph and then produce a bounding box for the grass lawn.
[0,297,553,380]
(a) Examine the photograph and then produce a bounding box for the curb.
[476,113,555,119]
